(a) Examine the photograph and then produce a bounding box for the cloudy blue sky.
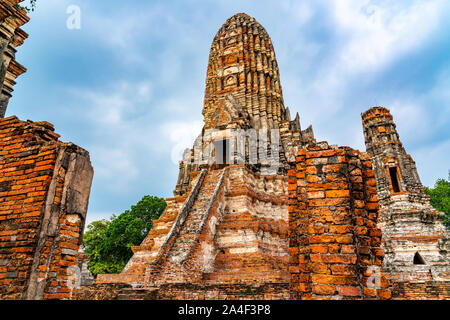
[8,0,450,225]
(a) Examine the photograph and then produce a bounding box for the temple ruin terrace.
[0,8,448,300]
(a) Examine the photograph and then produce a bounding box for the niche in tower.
[413,252,426,265]
[214,139,230,169]
[225,75,236,87]
[389,166,401,193]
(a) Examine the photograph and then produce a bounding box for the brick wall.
[288,142,391,300]
[0,116,93,299]
[157,283,289,300]
[72,283,134,300]
[392,281,450,300]
[73,282,288,300]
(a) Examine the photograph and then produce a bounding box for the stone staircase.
[147,169,225,284]
[96,195,186,284]
[96,170,210,285]
[167,170,223,263]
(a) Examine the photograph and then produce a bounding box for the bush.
[83,196,167,277]
[425,171,450,226]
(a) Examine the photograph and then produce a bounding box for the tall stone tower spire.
[172,13,315,196]
[203,13,286,130]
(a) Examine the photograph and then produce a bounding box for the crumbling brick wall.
[73,283,289,300]
[391,281,450,300]
[156,283,290,300]
[72,283,134,301]
[288,142,391,300]
[0,116,93,300]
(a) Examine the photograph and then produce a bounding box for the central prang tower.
[203,13,285,130]
[174,13,315,196]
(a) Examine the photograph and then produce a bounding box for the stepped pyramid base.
[90,165,290,299]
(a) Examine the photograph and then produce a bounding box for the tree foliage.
[425,171,450,227]
[15,0,37,13]
[83,219,113,276]
[83,196,167,277]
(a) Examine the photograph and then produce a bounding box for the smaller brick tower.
[362,107,430,208]
[362,106,449,299]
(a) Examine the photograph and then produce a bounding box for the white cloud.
[332,0,444,73]
[92,146,139,187]
[71,81,153,126]
[294,0,446,119]
[161,120,203,165]
[84,8,163,66]
[65,82,161,191]
[278,0,449,151]
[65,79,204,196]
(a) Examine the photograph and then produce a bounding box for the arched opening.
[213,139,230,169]
[413,252,426,265]
[389,166,401,193]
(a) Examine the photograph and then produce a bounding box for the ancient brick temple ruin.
[72,13,448,300]
[0,10,448,300]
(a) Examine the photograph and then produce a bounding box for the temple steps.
[99,195,186,282]
[164,169,223,262]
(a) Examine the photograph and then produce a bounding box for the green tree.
[83,219,113,276]
[15,0,37,12]
[83,196,167,277]
[126,195,168,234]
[425,171,450,227]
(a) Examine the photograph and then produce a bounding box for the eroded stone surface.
[288,143,391,300]
[362,107,449,298]
[0,116,94,300]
